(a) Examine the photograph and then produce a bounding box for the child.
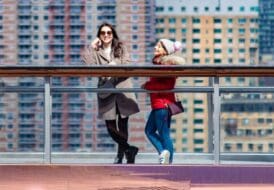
[142,39,185,164]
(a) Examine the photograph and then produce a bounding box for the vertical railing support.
[213,77,220,164]
[44,77,52,164]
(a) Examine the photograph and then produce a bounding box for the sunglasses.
[100,31,112,36]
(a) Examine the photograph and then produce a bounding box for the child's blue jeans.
[145,108,173,163]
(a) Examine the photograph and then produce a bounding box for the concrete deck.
[0,164,274,190]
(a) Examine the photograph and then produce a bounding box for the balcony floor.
[0,164,274,190]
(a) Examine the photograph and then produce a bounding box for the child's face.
[154,42,167,56]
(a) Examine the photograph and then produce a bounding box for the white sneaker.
[159,150,170,164]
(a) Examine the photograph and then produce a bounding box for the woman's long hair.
[96,23,124,58]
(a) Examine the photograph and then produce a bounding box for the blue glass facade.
[259,0,274,62]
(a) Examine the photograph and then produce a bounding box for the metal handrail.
[1,64,274,77]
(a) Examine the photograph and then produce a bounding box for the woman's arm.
[121,45,131,64]
[81,45,97,65]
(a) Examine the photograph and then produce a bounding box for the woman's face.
[154,42,167,56]
[99,26,113,45]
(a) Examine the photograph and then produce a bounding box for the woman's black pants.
[105,115,129,157]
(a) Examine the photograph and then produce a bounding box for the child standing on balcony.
[141,39,185,164]
[82,23,140,164]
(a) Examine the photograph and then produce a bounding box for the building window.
[181,18,187,23]
[239,48,245,53]
[214,39,222,43]
[193,29,200,33]
[239,58,245,63]
[180,29,186,34]
[239,28,245,34]
[257,144,263,152]
[266,118,273,124]
[193,59,200,64]
[132,35,138,40]
[193,6,198,12]
[238,18,246,24]
[131,15,139,22]
[192,18,200,23]
[194,139,204,144]
[193,49,200,53]
[194,108,204,113]
[181,6,186,12]
[132,25,138,31]
[193,39,200,43]
[156,18,164,24]
[248,144,254,151]
[169,28,176,33]
[168,6,173,12]
[242,118,249,125]
[250,6,258,12]
[239,6,245,12]
[132,44,138,50]
[194,148,204,153]
[194,100,203,104]
[224,143,231,151]
[227,18,233,24]
[214,59,221,64]
[228,6,233,11]
[214,18,222,23]
[250,18,258,23]
[250,28,258,33]
[156,28,164,34]
[156,6,164,12]
[258,118,264,124]
[214,29,222,33]
[169,18,176,23]
[214,49,221,53]
[239,39,245,43]
[132,5,138,11]
[237,143,243,151]
[225,77,231,83]
[269,144,273,152]
[194,119,203,124]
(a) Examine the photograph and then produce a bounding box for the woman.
[142,39,185,164]
[82,23,139,164]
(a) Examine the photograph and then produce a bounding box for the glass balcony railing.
[0,65,274,165]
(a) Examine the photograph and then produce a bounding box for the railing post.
[207,78,214,154]
[213,77,220,164]
[44,77,52,164]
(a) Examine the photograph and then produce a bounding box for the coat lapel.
[97,48,110,64]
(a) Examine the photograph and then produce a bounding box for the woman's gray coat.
[82,45,140,120]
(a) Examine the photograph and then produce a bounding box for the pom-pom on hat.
[160,39,183,55]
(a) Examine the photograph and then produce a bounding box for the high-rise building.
[259,0,274,64]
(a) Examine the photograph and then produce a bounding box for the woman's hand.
[91,38,102,50]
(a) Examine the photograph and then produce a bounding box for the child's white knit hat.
[160,39,183,54]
